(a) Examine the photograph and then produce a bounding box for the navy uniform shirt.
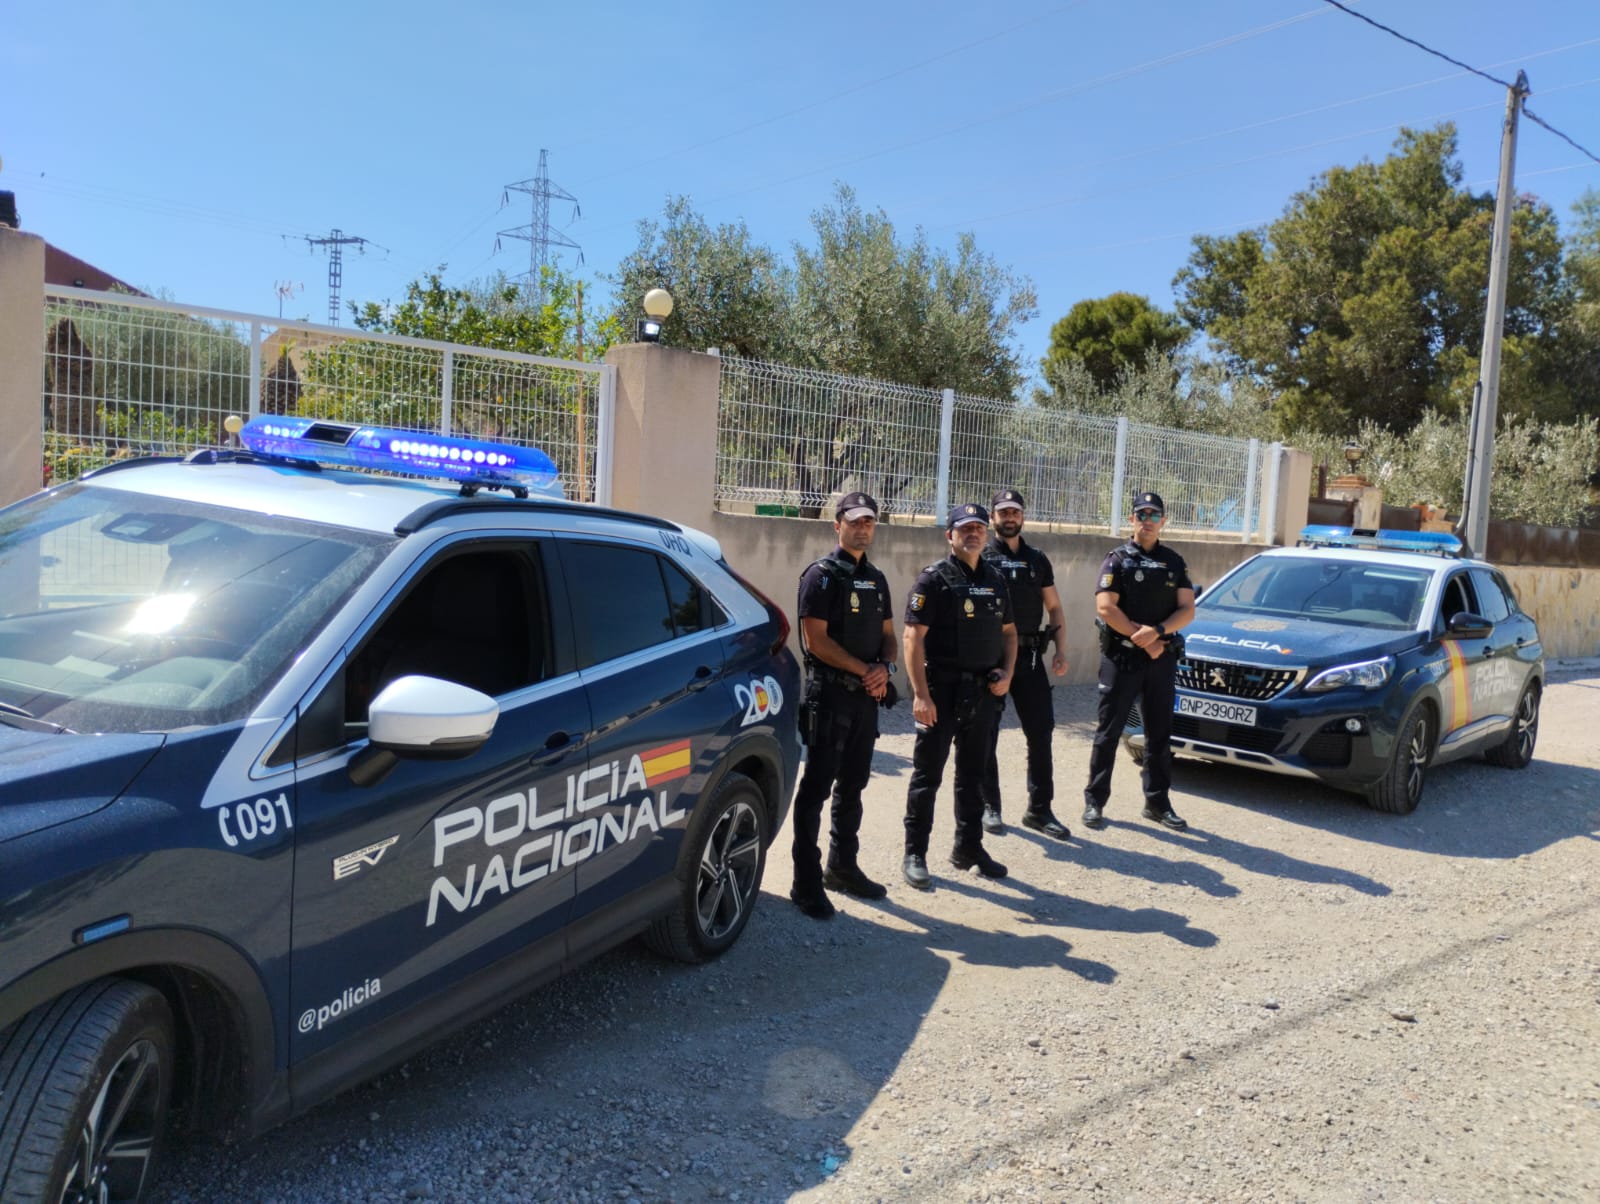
[797,548,891,664]
[905,554,1014,672]
[981,532,1054,635]
[1095,539,1191,628]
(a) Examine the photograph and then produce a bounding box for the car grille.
[1172,715,1283,754]
[1177,656,1299,701]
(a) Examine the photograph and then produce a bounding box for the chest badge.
[1135,570,1145,582]
[964,598,975,616]
[850,591,860,612]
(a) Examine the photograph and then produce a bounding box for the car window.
[561,541,711,667]
[1469,568,1511,623]
[0,484,390,733]
[1437,571,1480,630]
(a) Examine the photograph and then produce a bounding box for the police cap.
[836,491,879,521]
[947,503,990,531]
[991,488,1025,513]
[1132,491,1165,516]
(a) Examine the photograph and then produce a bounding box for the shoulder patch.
[910,593,925,611]
[1099,573,1114,589]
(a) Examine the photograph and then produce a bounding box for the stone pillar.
[602,343,720,532]
[1326,473,1383,529]
[0,227,45,506]
[1273,448,1313,544]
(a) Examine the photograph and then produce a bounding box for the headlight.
[1303,656,1393,692]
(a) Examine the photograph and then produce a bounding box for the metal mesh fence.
[42,288,606,500]
[715,355,944,521]
[715,354,1270,536]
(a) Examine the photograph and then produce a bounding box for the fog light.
[1344,717,1363,733]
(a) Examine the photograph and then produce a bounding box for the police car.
[1124,526,1543,814]
[0,418,798,1202]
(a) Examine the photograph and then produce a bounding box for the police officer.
[901,503,1018,889]
[979,488,1071,840]
[1082,491,1197,832]
[790,491,898,919]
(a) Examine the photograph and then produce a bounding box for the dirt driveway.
[159,666,1600,1203]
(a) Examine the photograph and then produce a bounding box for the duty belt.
[807,663,866,691]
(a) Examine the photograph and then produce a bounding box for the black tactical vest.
[932,559,1005,672]
[804,554,886,664]
[982,538,1045,634]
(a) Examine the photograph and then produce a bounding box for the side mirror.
[350,675,499,786]
[1446,612,1493,640]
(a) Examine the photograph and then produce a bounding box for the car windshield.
[0,481,394,733]
[1201,555,1430,630]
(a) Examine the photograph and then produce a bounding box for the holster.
[797,677,823,747]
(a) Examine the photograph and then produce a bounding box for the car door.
[285,538,590,1068]
[1431,567,1496,749]
[1468,566,1532,722]
[550,536,731,929]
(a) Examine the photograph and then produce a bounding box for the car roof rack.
[1297,525,1465,558]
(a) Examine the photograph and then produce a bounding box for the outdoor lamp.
[1343,441,1363,472]
[638,288,674,342]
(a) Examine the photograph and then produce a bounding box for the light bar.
[239,418,561,496]
[1298,525,1464,557]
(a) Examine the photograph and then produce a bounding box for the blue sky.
[4,1,1597,381]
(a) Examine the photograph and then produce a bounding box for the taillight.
[722,563,790,655]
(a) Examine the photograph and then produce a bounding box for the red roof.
[44,243,146,295]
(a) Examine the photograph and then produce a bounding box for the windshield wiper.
[0,702,74,735]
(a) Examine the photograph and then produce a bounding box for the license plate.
[1176,694,1257,725]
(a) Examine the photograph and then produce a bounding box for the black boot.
[824,861,888,900]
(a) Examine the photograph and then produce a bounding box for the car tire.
[1484,681,1540,769]
[0,979,174,1204]
[644,771,770,964]
[1364,702,1433,815]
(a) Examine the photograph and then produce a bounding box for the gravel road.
[157,664,1600,1203]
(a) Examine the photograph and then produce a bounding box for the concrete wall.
[1503,566,1600,660]
[0,228,45,507]
[709,511,1270,686]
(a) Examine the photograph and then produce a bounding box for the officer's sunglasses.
[1134,508,1164,522]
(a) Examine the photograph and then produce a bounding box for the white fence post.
[1263,441,1283,544]
[935,387,955,521]
[248,322,262,420]
[440,350,454,435]
[1242,437,1260,543]
[595,364,617,508]
[1109,417,1129,534]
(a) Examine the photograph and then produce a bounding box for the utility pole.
[302,228,372,325]
[496,150,582,307]
[1458,70,1530,557]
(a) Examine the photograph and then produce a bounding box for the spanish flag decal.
[641,739,692,786]
[1441,640,1471,731]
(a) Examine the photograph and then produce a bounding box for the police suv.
[0,418,799,1202]
[1124,526,1543,813]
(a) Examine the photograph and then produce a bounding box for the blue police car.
[1124,526,1543,813]
[0,419,798,1203]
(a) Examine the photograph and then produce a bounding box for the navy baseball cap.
[1132,491,1165,515]
[947,503,989,530]
[836,491,879,521]
[991,488,1025,512]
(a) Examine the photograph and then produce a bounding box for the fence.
[715,355,1280,540]
[41,287,614,503]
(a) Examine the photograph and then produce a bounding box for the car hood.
[1183,610,1420,668]
[0,728,166,844]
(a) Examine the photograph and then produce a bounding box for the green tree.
[1039,292,1188,395]
[1174,124,1578,434]
[608,197,792,359]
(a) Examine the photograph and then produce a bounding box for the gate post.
[1,228,45,505]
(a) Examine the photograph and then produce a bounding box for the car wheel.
[1484,681,1539,769]
[1364,703,1433,815]
[644,771,769,964]
[0,980,174,1204]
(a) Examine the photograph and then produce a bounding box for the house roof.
[44,243,146,295]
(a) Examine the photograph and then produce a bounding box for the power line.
[496,150,582,306]
[1322,0,1600,169]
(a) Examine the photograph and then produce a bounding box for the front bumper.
[1126,686,1402,794]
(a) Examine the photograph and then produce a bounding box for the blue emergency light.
[238,417,562,498]
[1298,525,1464,558]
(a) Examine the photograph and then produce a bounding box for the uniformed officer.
[979,488,1071,840]
[790,491,898,919]
[901,503,1018,889]
[1082,491,1197,831]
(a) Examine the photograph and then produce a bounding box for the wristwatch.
[882,661,899,676]
[1154,622,1166,636]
